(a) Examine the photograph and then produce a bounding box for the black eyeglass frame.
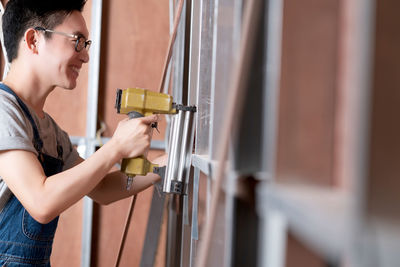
[34,27,92,52]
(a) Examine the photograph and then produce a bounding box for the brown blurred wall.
[276,0,341,266]
[368,0,400,222]
[277,0,339,186]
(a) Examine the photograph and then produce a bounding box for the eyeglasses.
[34,27,92,52]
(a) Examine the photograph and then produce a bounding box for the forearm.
[88,171,161,205]
[45,116,160,212]
[39,140,121,220]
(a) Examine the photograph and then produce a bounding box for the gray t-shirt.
[0,90,80,210]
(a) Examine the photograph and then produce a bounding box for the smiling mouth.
[71,66,81,76]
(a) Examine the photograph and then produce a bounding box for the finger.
[144,125,152,134]
[140,115,159,125]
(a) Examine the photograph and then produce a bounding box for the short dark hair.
[2,0,87,62]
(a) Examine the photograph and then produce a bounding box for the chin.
[59,84,74,90]
[64,79,77,89]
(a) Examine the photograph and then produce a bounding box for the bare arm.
[87,153,167,205]
[0,115,158,224]
[0,142,119,223]
[88,171,160,205]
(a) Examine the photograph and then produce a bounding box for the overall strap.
[0,83,44,152]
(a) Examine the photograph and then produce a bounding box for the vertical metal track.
[258,0,285,266]
[189,167,200,267]
[349,0,376,266]
[265,210,287,267]
[139,192,166,267]
[166,194,185,267]
[207,0,219,220]
[208,0,218,161]
[165,0,193,266]
[0,2,10,80]
[81,1,103,266]
[164,0,175,96]
[186,0,204,264]
[262,0,283,179]
[172,0,186,103]
[159,0,186,94]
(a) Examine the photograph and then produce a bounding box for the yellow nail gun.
[115,88,177,190]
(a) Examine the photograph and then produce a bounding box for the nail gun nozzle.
[126,175,134,190]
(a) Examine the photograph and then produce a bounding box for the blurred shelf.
[257,182,352,262]
[191,154,218,176]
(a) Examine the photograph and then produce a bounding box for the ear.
[23,28,40,54]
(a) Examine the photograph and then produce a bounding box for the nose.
[79,48,90,63]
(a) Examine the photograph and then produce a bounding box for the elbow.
[32,211,58,225]
[28,205,59,224]
[34,215,55,225]
[88,188,116,206]
[87,193,111,206]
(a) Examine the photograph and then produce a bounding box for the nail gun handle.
[128,111,158,129]
[127,111,143,119]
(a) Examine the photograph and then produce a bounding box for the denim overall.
[0,84,64,266]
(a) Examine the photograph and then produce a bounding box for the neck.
[3,62,55,118]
